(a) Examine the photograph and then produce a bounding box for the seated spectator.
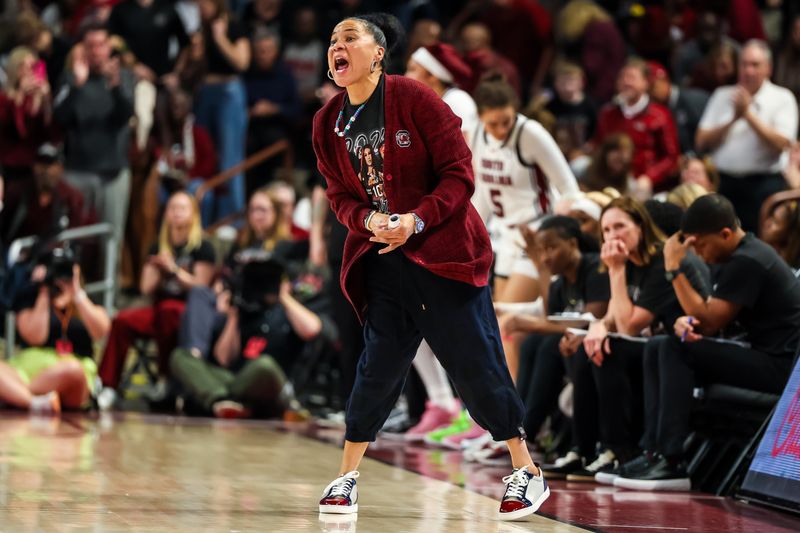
[501,216,609,468]
[774,15,800,102]
[762,199,800,273]
[554,0,626,105]
[576,197,709,482]
[241,0,291,41]
[696,40,798,232]
[0,257,109,414]
[616,194,800,491]
[594,58,680,195]
[0,46,53,184]
[244,28,300,196]
[545,61,596,151]
[404,19,442,65]
[647,61,709,153]
[176,187,292,363]
[157,88,217,223]
[0,143,87,245]
[583,133,636,197]
[267,180,307,242]
[170,252,324,419]
[678,155,719,192]
[97,191,215,408]
[406,42,478,135]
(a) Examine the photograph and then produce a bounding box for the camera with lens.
[229,249,286,315]
[39,246,77,292]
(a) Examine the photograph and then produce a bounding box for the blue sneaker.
[319,471,359,514]
[498,465,550,521]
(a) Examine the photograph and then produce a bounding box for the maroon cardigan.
[312,75,492,320]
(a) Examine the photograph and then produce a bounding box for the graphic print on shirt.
[346,128,388,213]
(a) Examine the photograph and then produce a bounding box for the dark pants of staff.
[641,335,793,457]
[344,248,526,443]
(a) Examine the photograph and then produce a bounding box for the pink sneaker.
[440,422,489,450]
[403,401,459,442]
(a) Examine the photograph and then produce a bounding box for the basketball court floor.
[0,412,798,532]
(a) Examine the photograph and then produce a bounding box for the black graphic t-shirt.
[148,239,216,300]
[343,75,388,214]
[547,254,609,315]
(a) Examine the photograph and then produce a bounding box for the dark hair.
[770,201,800,268]
[349,13,405,70]
[681,193,740,234]
[473,76,520,113]
[79,21,109,41]
[539,215,599,253]
[644,199,684,236]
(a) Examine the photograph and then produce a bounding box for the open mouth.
[334,57,349,74]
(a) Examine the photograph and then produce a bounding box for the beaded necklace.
[334,102,367,137]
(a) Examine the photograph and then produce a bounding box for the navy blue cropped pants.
[345,248,526,443]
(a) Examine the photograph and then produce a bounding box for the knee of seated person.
[59,359,86,380]
[249,355,283,377]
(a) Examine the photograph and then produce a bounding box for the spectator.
[406,42,478,135]
[665,182,709,211]
[193,0,250,222]
[244,28,300,196]
[762,199,800,272]
[53,23,135,255]
[672,11,739,86]
[696,39,799,232]
[647,61,709,153]
[282,6,325,107]
[577,197,709,483]
[583,133,636,196]
[594,58,681,196]
[170,252,324,419]
[458,22,521,97]
[0,46,53,183]
[679,155,719,192]
[0,258,109,414]
[0,143,86,245]
[545,61,596,150]
[11,11,69,93]
[175,187,292,383]
[774,15,800,102]
[616,194,800,491]
[106,0,189,84]
[555,0,626,105]
[448,0,553,99]
[97,191,215,408]
[404,18,441,65]
[157,87,217,216]
[241,0,291,41]
[688,40,738,93]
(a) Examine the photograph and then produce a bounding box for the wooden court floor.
[0,412,581,532]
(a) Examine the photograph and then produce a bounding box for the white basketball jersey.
[470,114,554,230]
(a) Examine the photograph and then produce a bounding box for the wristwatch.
[665,267,682,282]
[411,213,425,234]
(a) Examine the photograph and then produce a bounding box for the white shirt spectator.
[699,80,798,175]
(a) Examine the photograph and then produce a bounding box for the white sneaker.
[319,471,360,514]
[97,387,117,412]
[498,465,550,521]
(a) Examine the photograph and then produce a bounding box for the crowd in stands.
[1,0,800,494]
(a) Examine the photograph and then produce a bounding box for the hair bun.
[357,13,405,55]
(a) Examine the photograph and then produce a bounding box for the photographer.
[0,249,110,414]
[170,253,324,418]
